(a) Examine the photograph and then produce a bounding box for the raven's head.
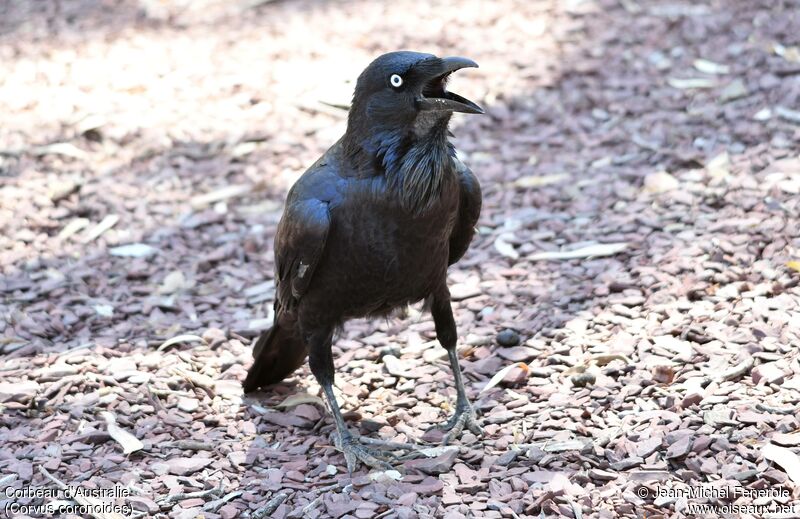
[343,51,483,212]
[344,51,483,149]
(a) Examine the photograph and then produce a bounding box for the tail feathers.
[243,324,307,393]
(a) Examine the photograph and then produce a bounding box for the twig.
[38,466,68,488]
[717,357,754,382]
[309,483,339,495]
[357,436,424,451]
[160,439,215,451]
[158,482,223,505]
[251,492,288,519]
[203,490,243,513]
[38,466,125,519]
[756,403,798,415]
[302,495,323,514]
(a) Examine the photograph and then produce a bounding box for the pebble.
[496,329,521,347]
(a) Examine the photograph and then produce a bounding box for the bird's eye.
[389,74,403,88]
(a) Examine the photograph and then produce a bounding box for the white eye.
[390,74,403,88]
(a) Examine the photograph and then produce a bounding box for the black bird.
[244,51,484,471]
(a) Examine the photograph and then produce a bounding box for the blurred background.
[1,0,800,518]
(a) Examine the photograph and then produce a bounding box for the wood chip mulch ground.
[1,0,799,517]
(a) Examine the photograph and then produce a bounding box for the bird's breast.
[310,176,459,316]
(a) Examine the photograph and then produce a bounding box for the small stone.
[404,448,459,474]
[177,397,199,413]
[644,171,679,193]
[691,435,713,453]
[219,504,239,519]
[666,436,693,459]
[383,355,417,378]
[636,437,662,458]
[127,496,159,513]
[496,329,521,347]
[496,346,536,362]
[571,371,596,388]
[588,468,618,481]
[719,79,748,102]
[397,492,418,507]
[611,457,643,471]
[379,345,401,359]
[732,469,758,481]
[201,327,227,345]
[762,469,788,484]
[771,432,800,446]
[751,362,785,385]
[165,457,212,476]
[681,392,703,408]
[0,380,40,403]
[494,450,519,466]
[652,365,675,384]
[526,446,546,463]
[227,451,246,466]
[174,508,203,519]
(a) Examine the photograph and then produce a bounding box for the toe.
[442,414,467,445]
[341,440,395,472]
[467,417,484,437]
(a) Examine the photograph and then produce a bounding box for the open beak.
[416,56,484,115]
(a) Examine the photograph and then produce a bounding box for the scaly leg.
[308,327,392,472]
[431,291,483,444]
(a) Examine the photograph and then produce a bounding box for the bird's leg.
[431,292,483,444]
[308,328,392,473]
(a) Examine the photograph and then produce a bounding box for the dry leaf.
[276,393,325,409]
[81,214,119,243]
[57,218,90,240]
[774,43,800,63]
[494,235,520,259]
[159,271,193,294]
[191,184,252,208]
[109,243,158,258]
[644,171,680,193]
[480,362,529,394]
[591,353,632,366]
[693,59,729,75]
[417,445,459,458]
[529,242,628,261]
[706,152,730,181]
[32,142,88,160]
[776,106,800,124]
[157,334,205,351]
[93,304,114,317]
[763,443,800,484]
[719,79,748,102]
[100,411,144,455]
[667,77,716,89]
[511,174,567,188]
[753,107,772,121]
[369,469,403,482]
[787,261,800,273]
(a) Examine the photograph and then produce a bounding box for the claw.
[438,406,483,445]
[337,435,394,473]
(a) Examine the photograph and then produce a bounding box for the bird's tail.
[243,322,307,393]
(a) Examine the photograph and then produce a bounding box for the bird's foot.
[337,435,394,473]
[437,405,483,445]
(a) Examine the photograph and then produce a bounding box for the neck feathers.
[344,115,454,215]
